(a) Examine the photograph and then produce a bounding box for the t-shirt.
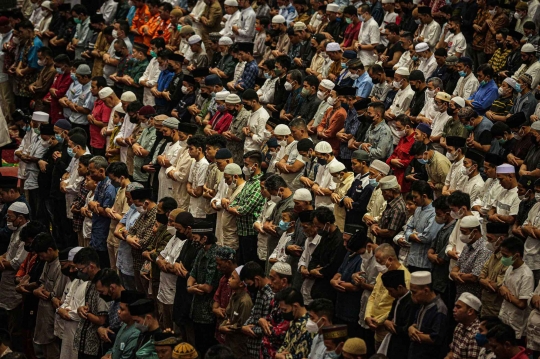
[188,157,210,219]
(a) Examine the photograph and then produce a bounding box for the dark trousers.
[193,321,217,356]
[27,188,41,224]
[90,146,106,157]
[96,250,110,269]
[52,197,77,248]
[238,234,260,265]
[408,265,429,273]
[206,213,217,232]
[360,326,376,358]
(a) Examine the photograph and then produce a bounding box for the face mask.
[174,230,188,240]
[282,310,294,321]
[242,165,254,177]
[114,50,124,57]
[156,212,168,225]
[461,166,474,176]
[12,36,20,45]
[264,72,272,79]
[446,151,457,161]
[497,87,505,96]
[302,155,311,162]
[74,17,82,24]
[480,80,488,87]
[350,73,359,80]
[369,178,378,187]
[345,17,353,24]
[488,9,496,16]
[317,157,327,166]
[426,89,436,98]
[317,90,327,100]
[70,73,77,82]
[341,62,347,69]
[284,81,293,91]
[301,88,311,97]
[278,139,288,148]
[270,194,281,203]
[100,294,113,302]
[7,222,17,231]
[41,139,51,148]
[217,104,226,113]
[332,174,343,184]
[435,215,446,224]
[415,19,421,24]
[377,262,388,273]
[458,70,467,77]
[67,147,75,157]
[134,322,148,333]
[460,230,475,244]
[24,244,33,252]
[412,55,419,61]
[501,255,515,266]
[136,206,146,214]
[326,97,336,106]
[392,80,402,89]
[360,250,373,261]
[535,193,540,201]
[78,271,90,281]
[306,318,320,333]
[23,125,30,132]
[244,103,253,111]
[55,67,64,75]
[61,267,76,279]
[181,86,190,94]
[450,208,464,220]
[464,124,475,131]
[475,333,488,346]
[418,158,428,165]
[33,128,41,135]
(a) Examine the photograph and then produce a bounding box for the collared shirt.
[445,157,467,192]
[236,59,258,90]
[445,31,467,56]
[417,54,437,79]
[379,195,407,239]
[453,73,479,100]
[70,81,95,125]
[129,206,158,271]
[419,20,442,50]
[63,80,83,119]
[244,106,270,152]
[90,177,116,252]
[479,251,508,317]
[405,203,444,269]
[469,80,499,115]
[279,4,298,26]
[488,48,512,73]
[117,205,140,276]
[499,264,535,338]
[389,85,415,116]
[236,6,256,42]
[314,157,339,209]
[157,236,186,305]
[450,319,481,359]
[354,71,373,98]
[357,17,380,66]
[455,237,492,298]
[307,333,325,359]
[220,10,241,38]
[188,157,210,219]
[524,202,540,270]
[463,174,485,206]
[244,284,274,358]
[495,187,520,216]
[408,295,448,359]
[278,313,315,359]
[425,151,451,196]
[364,120,394,161]
[231,172,265,236]
[431,220,455,294]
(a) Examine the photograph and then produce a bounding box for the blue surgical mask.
[70,73,77,82]
[55,67,63,74]
[264,72,271,79]
[23,125,30,132]
[480,80,487,86]
[515,83,522,92]
[55,134,64,143]
[412,55,419,61]
[475,333,488,346]
[458,70,467,77]
[369,178,378,187]
[325,350,341,359]
[278,220,290,231]
[418,158,428,165]
[67,147,75,157]
[341,62,347,69]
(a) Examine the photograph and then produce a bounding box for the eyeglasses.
[77,264,90,272]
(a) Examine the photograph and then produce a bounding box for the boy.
[80,175,97,247]
[392,193,416,265]
[203,134,227,224]
[70,154,93,247]
[220,265,254,357]
[187,135,209,219]
[105,108,125,162]
[268,208,298,264]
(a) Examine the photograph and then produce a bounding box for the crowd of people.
[2,0,540,358]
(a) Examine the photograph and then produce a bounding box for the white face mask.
[350,73,359,80]
[278,140,287,148]
[166,225,176,236]
[181,86,190,94]
[396,129,406,138]
[392,80,402,89]
[317,90,327,100]
[460,230,475,244]
[450,208,464,220]
[461,165,474,176]
[536,193,540,201]
[7,222,17,231]
[242,165,254,177]
[306,318,321,334]
[112,29,118,39]
[446,151,457,161]
[284,81,293,91]
[326,96,336,106]
[488,9,496,16]
[12,37,20,45]
[271,195,281,203]
[141,122,149,129]
[316,13,323,20]
[426,89,436,98]
[37,59,46,67]
[360,249,373,260]
[136,206,147,214]
[41,139,51,148]
[331,175,342,183]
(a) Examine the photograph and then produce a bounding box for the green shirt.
[107,323,141,359]
[231,172,266,236]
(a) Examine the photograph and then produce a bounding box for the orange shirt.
[130,4,151,43]
[154,18,171,43]
[139,13,160,47]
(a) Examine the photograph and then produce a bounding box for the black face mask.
[177,231,188,240]
[129,116,139,124]
[61,267,74,278]
[78,271,90,281]
[365,114,375,121]
[200,92,211,99]
[100,294,113,302]
[230,109,238,116]
[317,157,328,166]
[247,284,258,295]
[156,212,168,225]
[163,135,173,142]
[447,108,455,116]
[167,64,175,72]
[410,84,418,91]
[448,28,456,33]
[282,311,294,321]
[496,41,504,48]
[244,103,253,111]
[24,245,32,252]
[115,50,124,57]
[264,40,272,46]
[535,90,540,100]
[372,77,380,84]
[506,42,514,50]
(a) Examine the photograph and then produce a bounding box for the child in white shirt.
[268,208,297,264]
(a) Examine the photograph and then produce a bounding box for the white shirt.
[279,140,304,190]
[389,84,415,116]
[417,54,437,79]
[23,136,48,190]
[494,187,520,216]
[106,103,123,149]
[379,11,397,46]
[431,111,451,137]
[236,7,257,42]
[299,234,321,305]
[314,157,339,209]
[244,106,270,152]
[58,279,89,322]
[139,58,161,106]
[157,237,186,304]
[523,202,540,271]
[254,199,276,261]
[98,0,118,24]
[158,141,182,201]
[258,77,279,104]
[463,174,485,206]
[269,232,294,262]
[453,73,479,100]
[220,10,242,38]
[444,157,467,191]
[499,264,535,338]
[445,31,466,57]
[114,114,137,163]
[419,93,438,120]
[514,61,540,89]
[188,157,210,219]
[393,50,412,71]
[419,20,442,50]
[472,178,503,209]
[358,17,380,66]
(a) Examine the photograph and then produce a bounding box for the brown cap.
[322,325,348,340]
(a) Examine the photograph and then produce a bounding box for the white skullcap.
[8,202,29,215]
[496,164,515,174]
[274,124,291,135]
[370,160,390,175]
[293,188,312,201]
[503,77,519,91]
[41,1,53,10]
[293,22,307,30]
[271,262,292,276]
[327,3,339,12]
[379,175,400,190]
[328,161,346,174]
[162,117,180,129]
[326,42,341,52]
[68,247,84,261]
[225,94,241,104]
[314,141,333,154]
[235,265,244,275]
[458,292,482,311]
[395,67,410,76]
[224,0,238,5]
[272,15,286,23]
[381,0,395,3]
[460,215,480,228]
[451,96,465,108]
[531,121,540,131]
[414,42,429,52]
[32,111,49,123]
[121,91,137,102]
[215,90,230,101]
[410,271,431,285]
[321,79,335,90]
[224,163,242,175]
[219,36,233,45]
[522,43,536,53]
[98,87,114,99]
[188,35,202,45]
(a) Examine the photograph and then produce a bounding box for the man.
[186,135,209,220]
[442,136,467,196]
[242,89,270,153]
[61,64,94,134]
[416,42,437,79]
[357,5,381,66]
[406,71,427,124]
[371,176,407,245]
[416,7,441,49]
[32,233,69,359]
[233,0,256,42]
[446,292,482,359]
[488,164,520,226]
[438,16,466,57]
[450,215,492,300]
[103,290,145,359]
[241,261,274,359]
[466,64,498,116]
[513,43,540,89]
[276,119,310,191]
[408,271,448,359]
[310,141,339,209]
[421,143,451,198]
[380,269,416,359]
[304,299,335,359]
[0,202,30,344]
[429,92,453,154]
[274,287,315,359]
[365,244,411,349]
[462,150,485,206]
[486,324,529,359]
[498,237,534,340]
[361,102,393,161]
[385,67,415,134]
[452,57,479,100]
[405,180,443,272]
[94,269,125,345]
[232,43,258,92]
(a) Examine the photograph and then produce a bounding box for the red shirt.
[209,111,234,134]
[343,21,361,48]
[386,132,416,193]
[213,274,232,343]
[44,72,73,124]
[89,99,112,148]
[511,347,530,359]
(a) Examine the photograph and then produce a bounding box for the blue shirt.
[127,6,136,26]
[354,71,374,99]
[236,60,258,90]
[117,205,141,276]
[90,177,117,252]
[405,203,443,269]
[468,79,498,115]
[279,4,298,26]
[21,36,43,70]
[155,69,174,107]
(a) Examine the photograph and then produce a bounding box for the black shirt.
[409,86,427,117]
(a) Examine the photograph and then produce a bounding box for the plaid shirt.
[484,14,509,55]
[378,195,407,242]
[244,284,274,359]
[231,172,265,236]
[471,9,490,51]
[456,238,492,299]
[236,59,258,90]
[450,319,481,359]
[488,48,511,73]
[72,179,89,232]
[190,244,220,324]
[129,206,158,270]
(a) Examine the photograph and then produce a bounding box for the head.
[277,287,305,321]
[239,261,266,292]
[88,156,109,182]
[487,324,521,359]
[243,150,263,176]
[73,247,101,281]
[95,268,123,301]
[499,237,524,267]
[410,180,433,207]
[32,232,58,262]
[307,298,334,333]
[312,206,335,233]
